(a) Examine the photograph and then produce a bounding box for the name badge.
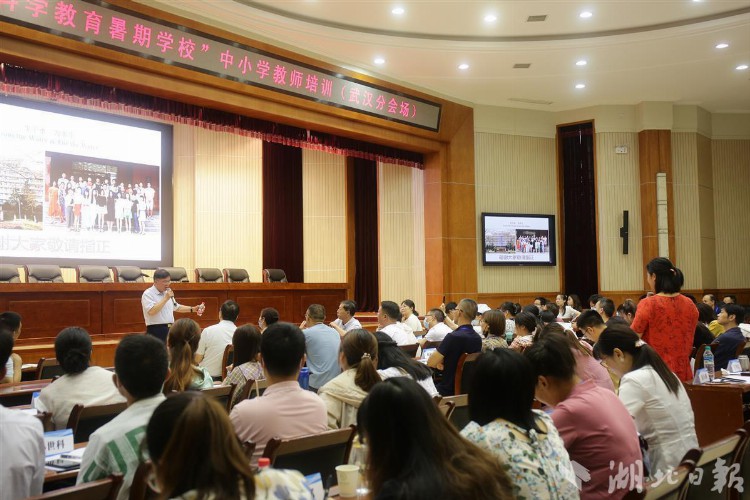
[693,368,710,385]
[728,359,742,374]
[44,429,74,457]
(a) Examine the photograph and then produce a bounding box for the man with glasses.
[419,308,452,346]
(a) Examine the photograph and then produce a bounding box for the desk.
[44,442,87,485]
[683,381,750,446]
[0,379,52,407]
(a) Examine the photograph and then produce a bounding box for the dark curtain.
[262,141,303,283]
[353,158,379,312]
[559,123,598,301]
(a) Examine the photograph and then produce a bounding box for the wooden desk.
[0,379,52,407]
[683,381,750,446]
[44,442,87,485]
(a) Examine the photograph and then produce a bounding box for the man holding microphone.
[141,268,205,342]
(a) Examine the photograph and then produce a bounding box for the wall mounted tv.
[482,213,556,266]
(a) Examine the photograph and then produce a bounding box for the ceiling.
[136,0,750,113]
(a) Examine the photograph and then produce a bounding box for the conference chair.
[26,474,123,500]
[35,357,64,380]
[0,264,21,283]
[221,345,234,380]
[442,394,470,430]
[437,399,456,420]
[223,268,250,283]
[67,401,128,443]
[685,431,747,500]
[454,352,481,395]
[399,344,419,358]
[422,340,443,349]
[623,460,696,499]
[162,267,189,282]
[262,268,288,283]
[194,267,223,283]
[112,266,146,283]
[202,384,236,413]
[76,265,113,283]
[24,264,64,283]
[34,411,54,432]
[232,378,269,410]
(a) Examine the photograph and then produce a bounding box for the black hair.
[514,312,538,334]
[540,310,557,325]
[153,269,170,280]
[704,294,716,305]
[697,303,716,324]
[595,324,680,395]
[340,300,357,316]
[374,331,432,381]
[232,324,262,366]
[427,308,445,323]
[724,295,737,304]
[720,303,745,326]
[115,334,168,399]
[260,307,279,325]
[682,294,697,305]
[588,294,603,306]
[534,297,548,306]
[0,311,22,333]
[220,300,240,322]
[380,301,401,321]
[401,299,418,317]
[0,328,13,370]
[444,302,458,314]
[568,294,583,311]
[469,349,543,432]
[598,297,615,318]
[524,333,577,380]
[576,309,605,329]
[522,304,540,318]
[306,304,326,322]
[54,327,92,375]
[617,300,637,318]
[645,257,684,294]
[260,322,306,377]
[545,303,560,318]
[499,302,518,316]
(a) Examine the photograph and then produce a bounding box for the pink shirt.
[230,380,328,463]
[551,379,642,500]
[573,349,615,392]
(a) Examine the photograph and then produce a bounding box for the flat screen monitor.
[482,213,556,266]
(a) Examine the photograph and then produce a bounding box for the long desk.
[684,381,749,446]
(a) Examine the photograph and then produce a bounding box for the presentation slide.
[483,213,556,266]
[0,97,172,266]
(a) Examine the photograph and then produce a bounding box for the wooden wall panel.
[672,132,703,289]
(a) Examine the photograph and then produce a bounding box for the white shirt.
[0,406,45,500]
[35,366,126,429]
[403,314,423,333]
[378,367,439,397]
[331,317,362,333]
[143,187,155,201]
[380,323,418,346]
[141,285,181,326]
[424,322,452,342]
[196,320,236,377]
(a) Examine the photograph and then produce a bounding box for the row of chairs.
[0,264,289,284]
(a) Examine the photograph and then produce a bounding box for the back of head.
[499,301,517,316]
[232,324,262,366]
[153,268,170,281]
[165,318,202,392]
[375,331,432,381]
[307,304,326,322]
[220,300,240,322]
[115,334,168,399]
[341,329,380,392]
[147,392,255,499]
[617,299,637,318]
[545,303,560,317]
[260,322,305,378]
[540,310,557,325]
[458,298,478,322]
[576,309,605,329]
[514,311,538,333]
[523,304,540,318]
[260,307,279,325]
[646,257,684,293]
[428,308,445,323]
[697,303,716,324]
[0,311,22,333]
[482,309,504,336]
[55,327,92,375]
[524,333,576,380]
[380,301,400,321]
[0,328,13,371]
[535,323,589,357]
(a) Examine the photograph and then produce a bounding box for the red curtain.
[353,158,380,312]
[262,141,304,283]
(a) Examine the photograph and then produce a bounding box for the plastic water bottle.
[298,367,310,390]
[703,346,715,382]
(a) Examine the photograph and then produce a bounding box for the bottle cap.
[258,458,271,468]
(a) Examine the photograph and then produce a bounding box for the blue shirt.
[436,325,482,396]
[303,323,341,389]
[714,327,745,370]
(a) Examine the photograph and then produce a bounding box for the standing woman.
[630,257,698,381]
[400,299,422,334]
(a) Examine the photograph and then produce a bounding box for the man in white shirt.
[141,268,204,342]
[419,308,452,345]
[0,329,45,500]
[330,300,362,337]
[143,182,156,217]
[378,300,417,346]
[195,300,239,378]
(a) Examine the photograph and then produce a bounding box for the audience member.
[375,331,438,397]
[540,310,557,326]
[443,301,458,322]
[576,309,607,342]
[357,377,514,500]
[258,307,279,332]
[318,329,380,428]
[523,303,540,319]
[588,294,603,310]
[378,300,418,346]
[36,327,125,429]
[330,300,362,337]
[555,294,579,321]
[509,312,537,352]
[595,325,698,476]
[461,349,579,499]
[567,294,583,312]
[697,302,724,337]
[0,311,22,383]
[630,258,698,381]
[231,322,327,463]
[499,301,518,337]
[400,299,423,333]
[479,309,509,352]
[723,295,737,305]
[419,308,452,345]
[525,334,642,499]
[428,298,482,396]
[77,335,168,500]
[533,297,548,311]
[163,318,214,392]
[740,308,750,339]
[222,324,264,408]
[195,300,239,378]
[702,294,720,315]
[596,297,628,326]
[301,304,341,391]
[713,303,746,370]
[693,306,715,352]
[0,328,44,500]
[616,300,637,325]
[149,392,312,499]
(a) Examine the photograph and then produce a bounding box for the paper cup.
[336,464,359,498]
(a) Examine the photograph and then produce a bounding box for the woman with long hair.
[567,294,583,312]
[374,331,438,397]
[697,302,724,338]
[555,294,580,322]
[358,377,514,500]
[164,318,213,393]
[400,299,422,333]
[222,324,264,407]
[318,329,380,428]
[630,257,698,381]
[479,309,509,352]
[509,312,537,352]
[147,392,311,499]
[499,302,518,339]
[595,325,698,475]
[462,349,579,499]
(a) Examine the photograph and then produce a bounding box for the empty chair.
[195,267,223,283]
[0,264,21,283]
[35,358,65,380]
[25,265,64,283]
[26,474,123,499]
[223,268,250,283]
[66,401,129,443]
[112,266,145,283]
[76,265,113,283]
[262,268,288,283]
[262,426,356,480]
[161,267,189,282]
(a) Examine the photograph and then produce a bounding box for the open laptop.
[419,347,436,364]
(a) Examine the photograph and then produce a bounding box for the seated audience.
[357,377,514,500]
[164,318,214,392]
[509,312,537,352]
[576,309,607,342]
[301,304,341,391]
[428,298,482,396]
[78,335,168,500]
[588,294,603,310]
[714,303,746,370]
[534,297,548,311]
[258,307,279,333]
[479,309,509,352]
[525,334,642,499]
[318,329,380,428]
[378,300,418,346]
[0,311,22,384]
[0,329,44,500]
[723,295,737,304]
[499,301,518,337]
[195,300,239,379]
[540,309,558,326]
[697,302,724,338]
[741,308,750,339]
[595,325,698,476]
[375,331,438,397]
[149,392,312,499]
[36,327,125,429]
[702,293,720,315]
[400,299,423,333]
[616,299,637,325]
[222,324,264,408]
[461,348,579,499]
[692,309,715,353]
[567,294,583,312]
[596,297,628,326]
[330,300,362,337]
[231,322,327,463]
[420,308,452,345]
[555,294,580,321]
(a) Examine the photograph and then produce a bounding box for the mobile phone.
[442,295,446,304]
[45,458,81,471]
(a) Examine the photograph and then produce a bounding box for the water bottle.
[298,367,310,390]
[703,346,715,382]
[258,457,271,470]
[506,332,514,344]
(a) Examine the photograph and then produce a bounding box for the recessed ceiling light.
[575,83,586,89]
[391,6,405,15]
[579,11,593,18]
[484,14,497,23]
[373,57,385,65]
[715,43,729,49]
[458,63,470,70]
[737,64,749,70]
[576,60,588,66]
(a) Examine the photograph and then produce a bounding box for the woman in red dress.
[631,257,698,381]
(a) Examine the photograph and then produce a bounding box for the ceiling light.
[576,60,588,66]
[579,11,593,18]
[391,6,405,15]
[373,57,385,65]
[715,43,729,49]
[737,64,749,70]
[575,83,586,89]
[484,14,497,23]
[458,63,470,70]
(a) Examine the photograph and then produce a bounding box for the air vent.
[508,97,553,105]
[513,63,531,69]
[527,15,547,22]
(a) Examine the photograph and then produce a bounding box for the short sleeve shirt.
[141,285,179,326]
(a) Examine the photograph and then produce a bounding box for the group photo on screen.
[482,213,556,266]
